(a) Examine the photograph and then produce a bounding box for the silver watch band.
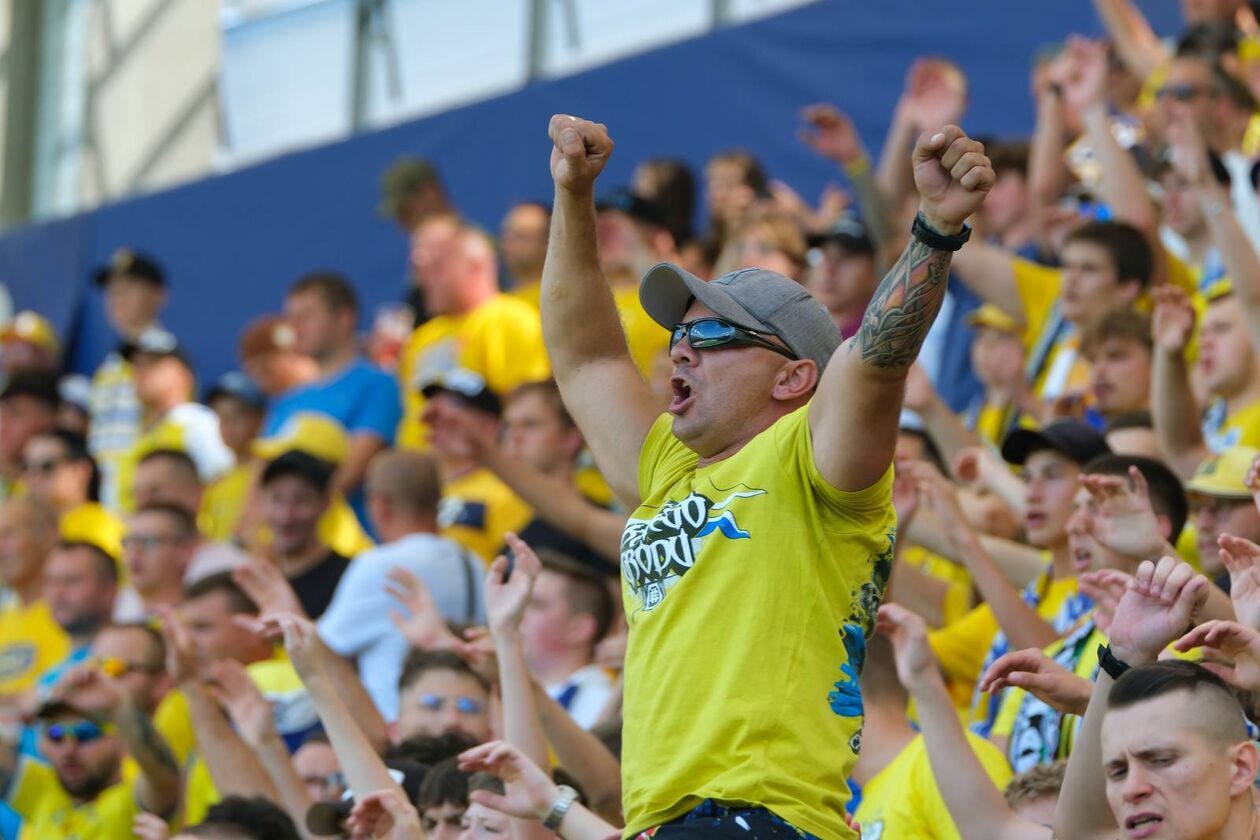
[542,784,579,832]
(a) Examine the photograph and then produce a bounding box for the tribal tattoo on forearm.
[853,237,952,369]
[122,703,179,775]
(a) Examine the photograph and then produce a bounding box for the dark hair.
[133,502,198,538]
[468,772,505,796]
[1175,21,1243,61]
[897,426,947,474]
[1105,410,1153,433]
[261,450,334,494]
[57,540,119,583]
[183,571,258,615]
[387,732,478,767]
[417,756,471,811]
[399,649,489,694]
[1080,308,1153,358]
[0,371,60,412]
[1109,660,1248,744]
[1063,221,1153,290]
[708,150,768,199]
[504,380,574,428]
[32,429,100,502]
[137,448,200,486]
[184,795,302,840]
[636,158,697,243]
[536,549,616,645]
[289,271,358,316]
[1079,454,1189,538]
[983,138,1030,177]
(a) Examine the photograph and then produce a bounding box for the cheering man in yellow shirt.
[540,114,993,839]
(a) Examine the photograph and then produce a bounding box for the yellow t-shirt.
[438,469,532,563]
[1202,396,1260,453]
[199,464,373,559]
[927,570,1078,719]
[10,758,153,839]
[60,503,125,565]
[396,295,549,450]
[508,281,542,311]
[613,285,670,377]
[900,545,973,629]
[0,597,69,695]
[620,405,895,839]
[854,732,1012,840]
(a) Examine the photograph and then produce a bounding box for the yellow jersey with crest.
[620,404,895,840]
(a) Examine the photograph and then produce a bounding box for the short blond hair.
[1003,760,1066,809]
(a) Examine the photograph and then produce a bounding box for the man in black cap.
[379,157,451,235]
[89,249,170,513]
[540,112,993,838]
[114,328,233,513]
[808,214,879,338]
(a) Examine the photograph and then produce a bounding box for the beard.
[57,761,117,801]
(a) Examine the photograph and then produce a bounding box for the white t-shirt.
[317,531,483,721]
[547,664,614,730]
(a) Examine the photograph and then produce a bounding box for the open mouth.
[1125,812,1164,837]
[1025,511,1047,531]
[1072,546,1094,573]
[669,377,696,415]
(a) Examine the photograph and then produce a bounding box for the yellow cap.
[0,311,59,357]
[1187,446,1260,500]
[1204,278,1235,303]
[253,412,349,465]
[60,503,125,564]
[966,304,1024,337]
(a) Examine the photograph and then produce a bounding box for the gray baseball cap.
[639,263,843,372]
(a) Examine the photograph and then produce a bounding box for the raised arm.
[810,126,994,490]
[1149,286,1208,478]
[1092,0,1168,80]
[1055,557,1209,839]
[879,605,1052,840]
[799,103,893,249]
[541,116,660,506]
[529,681,623,823]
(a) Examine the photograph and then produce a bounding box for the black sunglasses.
[670,317,797,360]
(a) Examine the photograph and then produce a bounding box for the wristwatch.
[542,784,579,832]
[911,212,971,252]
[1097,644,1131,680]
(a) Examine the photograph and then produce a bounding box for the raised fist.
[912,126,994,234]
[548,114,614,194]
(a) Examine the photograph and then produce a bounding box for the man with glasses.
[396,650,491,743]
[540,114,993,838]
[1183,446,1260,590]
[114,504,199,622]
[0,661,180,837]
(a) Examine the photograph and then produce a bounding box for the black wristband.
[911,212,971,252]
[1097,644,1131,681]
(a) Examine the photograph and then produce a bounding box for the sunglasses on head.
[418,693,484,715]
[670,317,798,360]
[95,656,164,678]
[44,720,112,745]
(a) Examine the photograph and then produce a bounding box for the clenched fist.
[548,114,613,194]
[912,125,994,234]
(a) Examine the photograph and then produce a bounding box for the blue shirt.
[264,360,402,529]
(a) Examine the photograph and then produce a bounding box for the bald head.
[366,450,441,541]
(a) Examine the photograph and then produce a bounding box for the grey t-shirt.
[317,531,483,721]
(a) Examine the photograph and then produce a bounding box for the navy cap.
[205,371,267,411]
[1001,419,1112,467]
[421,369,502,417]
[94,248,166,288]
[596,187,665,228]
[807,213,875,256]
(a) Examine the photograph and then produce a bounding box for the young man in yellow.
[397,215,549,451]
[962,304,1034,445]
[501,201,551,308]
[0,499,68,698]
[421,372,531,563]
[88,249,169,513]
[540,114,994,838]
[1,663,180,839]
[952,221,1153,412]
[852,634,1011,838]
[1079,307,1154,423]
[1183,446,1260,588]
[20,430,124,561]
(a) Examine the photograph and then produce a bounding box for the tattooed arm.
[810,125,994,491]
[114,697,182,817]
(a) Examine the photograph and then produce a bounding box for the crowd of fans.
[9,0,1260,837]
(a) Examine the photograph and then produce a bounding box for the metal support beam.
[0,0,43,226]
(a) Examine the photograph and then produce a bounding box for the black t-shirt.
[289,550,351,620]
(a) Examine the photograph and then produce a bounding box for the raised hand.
[132,812,171,840]
[386,566,460,651]
[1109,556,1209,665]
[548,114,614,194]
[1079,568,1133,635]
[902,460,972,543]
[233,557,306,620]
[344,788,424,840]
[912,125,995,234]
[239,612,323,680]
[951,444,1003,487]
[206,659,276,749]
[1080,467,1165,561]
[901,59,968,133]
[1151,285,1196,353]
[1175,620,1260,692]
[156,605,201,685]
[978,648,1092,715]
[485,533,543,639]
[1246,453,1260,512]
[52,665,127,718]
[1218,534,1260,630]
[1059,35,1109,113]
[799,104,866,165]
[876,603,941,694]
[901,363,938,414]
[458,740,561,821]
